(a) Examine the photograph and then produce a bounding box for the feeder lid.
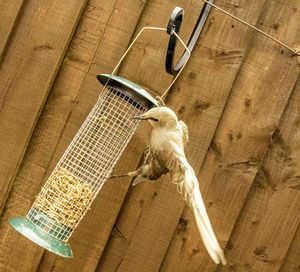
[97,74,159,109]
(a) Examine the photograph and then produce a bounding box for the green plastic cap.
[97,74,159,109]
[8,217,73,258]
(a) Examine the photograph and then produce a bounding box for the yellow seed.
[34,167,94,229]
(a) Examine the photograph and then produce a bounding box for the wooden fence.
[0,0,299,271]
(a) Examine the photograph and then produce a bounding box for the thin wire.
[111,26,191,101]
[112,27,167,76]
[161,30,190,99]
[202,0,300,56]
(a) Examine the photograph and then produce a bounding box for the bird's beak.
[131,114,147,120]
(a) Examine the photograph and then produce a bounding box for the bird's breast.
[150,127,184,160]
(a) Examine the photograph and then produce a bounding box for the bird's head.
[132,107,178,128]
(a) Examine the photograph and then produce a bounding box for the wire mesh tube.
[27,85,147,241]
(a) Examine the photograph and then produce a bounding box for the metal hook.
[165,1,214,75]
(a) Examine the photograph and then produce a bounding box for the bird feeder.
[9,74,159,258]
[8,6,194,257]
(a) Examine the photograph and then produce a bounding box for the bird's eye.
[149,117,159,122]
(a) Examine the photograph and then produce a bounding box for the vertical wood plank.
[96,0,271,271]
[0,0,25,61]
[0,0,88,213]
[160,1,300,271]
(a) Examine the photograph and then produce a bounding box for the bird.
[113,106,226,265]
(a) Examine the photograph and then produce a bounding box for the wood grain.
[0,0,90,271]
[0,0,299,271]
[96,0,271,271]
[279,225,300,272]
[0,1,150,272]
[216,74,300,271]
[0,0,88,213]
[160,0,300,271]
[0,0,25,61]
[115,0,203,97]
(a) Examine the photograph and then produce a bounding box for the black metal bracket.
[165,1,214,75]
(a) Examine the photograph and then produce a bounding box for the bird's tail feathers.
[184,165,227,265]
[170,154,226,264]
[192,205,227,265]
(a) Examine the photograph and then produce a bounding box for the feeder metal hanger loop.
[166,0,214,75]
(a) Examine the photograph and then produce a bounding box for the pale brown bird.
[114,106,226,265]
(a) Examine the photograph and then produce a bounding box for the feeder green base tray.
[8,217,72,258]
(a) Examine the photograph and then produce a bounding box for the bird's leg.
[109,170,138,179]
[109,164,154,186]
[109,174,129,179]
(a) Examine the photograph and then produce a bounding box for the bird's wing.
[179,120,189,155]
[142,145,151,165]
[132,145,168,186]
[168,147,226,265]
